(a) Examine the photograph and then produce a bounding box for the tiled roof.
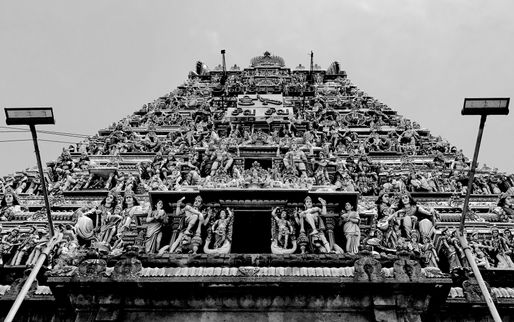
[0,285,53,297]
[449,287,514,299]
[0,285,10,296]
[34,285,52,295]
[133,266,442,278]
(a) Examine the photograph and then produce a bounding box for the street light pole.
[457,98,510,322]
[4,107,57,321]
[29,124,55,237]
[457,114,501,322]
[459,114,486,233]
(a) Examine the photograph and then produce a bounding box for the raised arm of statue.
[318,198,327,216]
[271,207,279,220]
[176,197,185,216]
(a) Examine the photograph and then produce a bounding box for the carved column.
[324,217,336,251]
[168,216,182,249]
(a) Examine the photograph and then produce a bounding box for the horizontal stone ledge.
[47,276,451,288]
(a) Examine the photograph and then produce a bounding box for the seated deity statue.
[164,196,206,254]
[209,144,233,176]
[298,196,343,254]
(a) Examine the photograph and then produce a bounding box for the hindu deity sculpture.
[145,200,166,253]
[438,228,463,272]
[2,227,21,265]
[283,143,308,177]
[298,196,343,254]
[469,231,491,269]
[209,144,234,176]
[394,193,437,239]
[420,235,439,267]
[167,196,205,254]
[204,207,234,254]
[98,204,123,244]
[0,188,23,221]
[340,202,360,254]
[486,227,514,268]
[270,207,297,254]
[117,192,147,241]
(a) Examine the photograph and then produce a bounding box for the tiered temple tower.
[1,52,514,321]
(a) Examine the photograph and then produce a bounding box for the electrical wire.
[0,139,78,144]
[0,126,90,138]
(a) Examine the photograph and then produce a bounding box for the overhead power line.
[0,126,90,138]
[0,138,78,144]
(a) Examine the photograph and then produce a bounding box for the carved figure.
[270,207,297,254]
[145,200,166,253]
[204,207,234,254]
[341,202,360,254]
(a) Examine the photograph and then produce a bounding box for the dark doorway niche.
[231,209,271,253]
[244,158,272,170]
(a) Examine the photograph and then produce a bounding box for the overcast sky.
[1,0,513,176]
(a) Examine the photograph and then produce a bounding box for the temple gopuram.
[1,51,514,321]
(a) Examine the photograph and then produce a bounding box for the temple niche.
[1,51,514,321]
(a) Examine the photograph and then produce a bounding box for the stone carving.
[204,207,234,254]
[77,258,107,279]
[4,269,38,298]
[298,197,338,254]
[393,252,422,282]
[238,266,261,277]
[270,207,297,254]
[166,195,205,254]
[111,251,142,280]
[460,269,495,303]
[354,254,384,282]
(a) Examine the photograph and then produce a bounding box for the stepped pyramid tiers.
[1,52,514,321]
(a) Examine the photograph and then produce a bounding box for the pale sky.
[1,0,513,175]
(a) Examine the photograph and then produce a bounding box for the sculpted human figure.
[0,188,22,221]
[394,193,437,239]
[74,207,96,247]
[10,226,38,265]
[311,152,334,186]
[26,229,49,266]
[99,204,123,244]
[211,208,233,249]
[177,196,204,236]
[209,144,233,176]
[167,196,205,253]
[420,235,439,267]
[469,231,491,269]
[487,227,514,268]
[117,193,146,237]
[341,202,360,254]
[94,191,118,231]
[271,207,293,249]
[145,200,166,253]
[298,196,332,253]
[2,227,21,264]
[283,143,308,177]
[498,193,514,222]
[439,228,462,271]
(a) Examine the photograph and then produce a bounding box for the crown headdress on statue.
[107,189,118,199]
[3,186,16,197]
